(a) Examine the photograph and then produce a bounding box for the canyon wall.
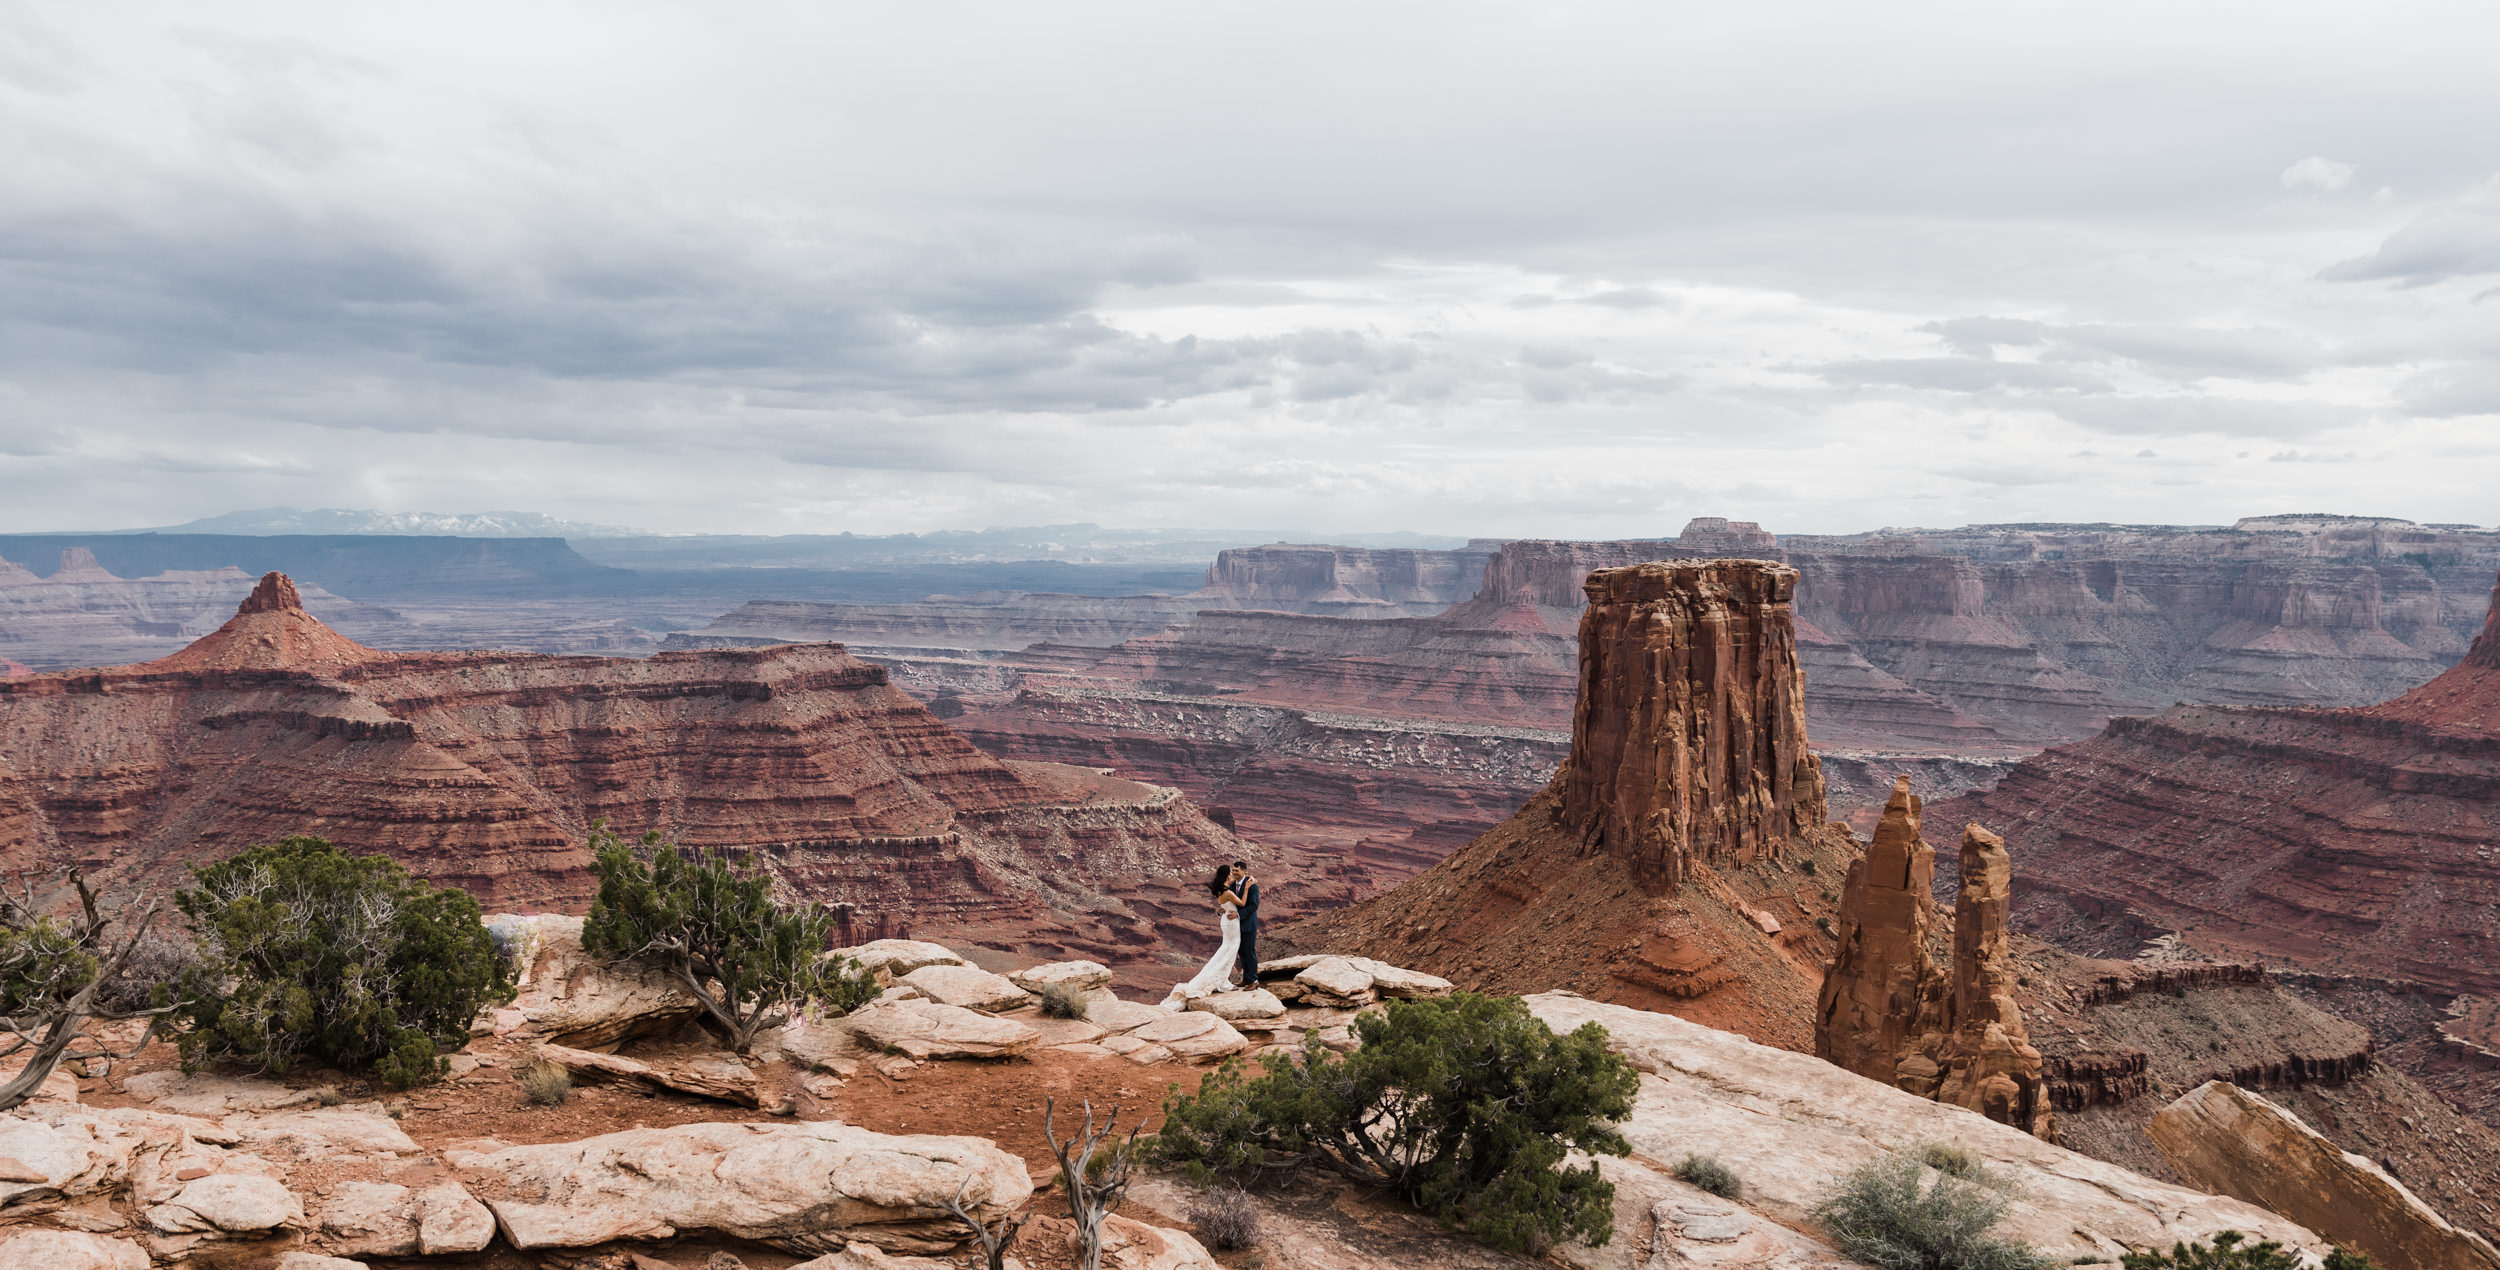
[1184,541,1496,616]
[646,514,2500,916]
[0,575,1249,989]
[1932,566,2500,998]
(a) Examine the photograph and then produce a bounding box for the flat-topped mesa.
[1817,776,2053,1139]
[1559,559,1826,893]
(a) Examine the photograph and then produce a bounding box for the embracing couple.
[1159,859,1262,1009]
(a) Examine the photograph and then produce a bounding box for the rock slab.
[2149,1080,2500,1270]
[450,1120,1033,1254]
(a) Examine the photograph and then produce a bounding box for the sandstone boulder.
[1082,995,1166,1033]
[1362,961,1455,1000]
[1526,993,2322,1264]
[448,1120,1033,1254]
[1007,961,1113,994]
[318,1179,498,1257]
[846,1000,1041,1060]
[0,1230,149,1270]
[1090,1214,1219,1270]
[534,1044,761,1107]
[146,1171,303,1234]
[1284,957,1376,1007]
[898,965,1032,1013]
[224,1108,418,1159]
[494,914,704,1050]
[121,1071,316,1118]
[2149,1080,2500,1270]
[833,940,968,981]
[1184,988,1285,1021]
[1127,1012,1247,1062]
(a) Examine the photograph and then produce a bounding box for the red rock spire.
[236,571,304,615]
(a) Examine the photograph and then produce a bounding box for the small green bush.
[1040,981,1089,1019]
[583,824,871,1051]
[519,1060,574,1106]
[1813,1152,2052,1270]
[1674,1153,1743,1199]
[176,836,513,1087]
[1154,991,1639,1257]
[2119,1232,2375,1269]
[1918,1141,1982,1179]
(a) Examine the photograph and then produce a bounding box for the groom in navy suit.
[1229,859,1260,988]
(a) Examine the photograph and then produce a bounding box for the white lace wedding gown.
[1160,903,1241,1009]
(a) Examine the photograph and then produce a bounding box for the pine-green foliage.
[581,824,874,1052]
[176,836,512,1088]
[2119,1232,2374,1270]
[1154,991,1639,1257]
[1813,1152,2053,1270]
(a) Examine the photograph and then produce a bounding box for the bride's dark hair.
[1206,864,1234,899]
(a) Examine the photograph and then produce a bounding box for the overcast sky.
[4,2,2499,538]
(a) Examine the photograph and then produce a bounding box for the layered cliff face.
[1560,561,1826,891]
[1184,542,1496,616]
[1815,779,2053,1138]
[1274,560,1859,1048]
[0,575,1247,987]
[1932,567,2500,999]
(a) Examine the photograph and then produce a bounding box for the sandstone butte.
[0,573,1249,982]
[1933,564,2500,998]
[1815,777,2053,1140]
[1274,559,1871,1050]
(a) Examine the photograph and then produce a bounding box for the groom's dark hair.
[1230,859,1248,871]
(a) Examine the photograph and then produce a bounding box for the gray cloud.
[2321,184,2500,286]
[3,2,2499,535]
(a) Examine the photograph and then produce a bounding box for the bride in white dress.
[1160,864,1243,1009]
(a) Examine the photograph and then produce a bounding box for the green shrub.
[2119,1232,2375,1269]
[1674,1152,1743,1199]
[176,836,512,1088]
[582,824,871,1052]
[1041,981,1089,1019]
[1813,1152,2052,1270]
[1154,991,1639,1257]
[1917,1141,1982,1179]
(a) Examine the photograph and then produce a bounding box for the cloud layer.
[3,1,2497,537]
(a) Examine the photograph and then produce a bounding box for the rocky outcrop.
[1816,779,2052,1138]
[2149,1081,2500,1270]
[1934,565,2500,998]
[448,1120,1033,1254]
[1560,562,1826,892]
[1278,559,1860,1048]
[490,914,704,1050]
[1526,993,2324,1264]
[0,578,1248,981]
[530,1044,763,1107]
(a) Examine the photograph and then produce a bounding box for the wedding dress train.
[1160,906,1241,1009]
